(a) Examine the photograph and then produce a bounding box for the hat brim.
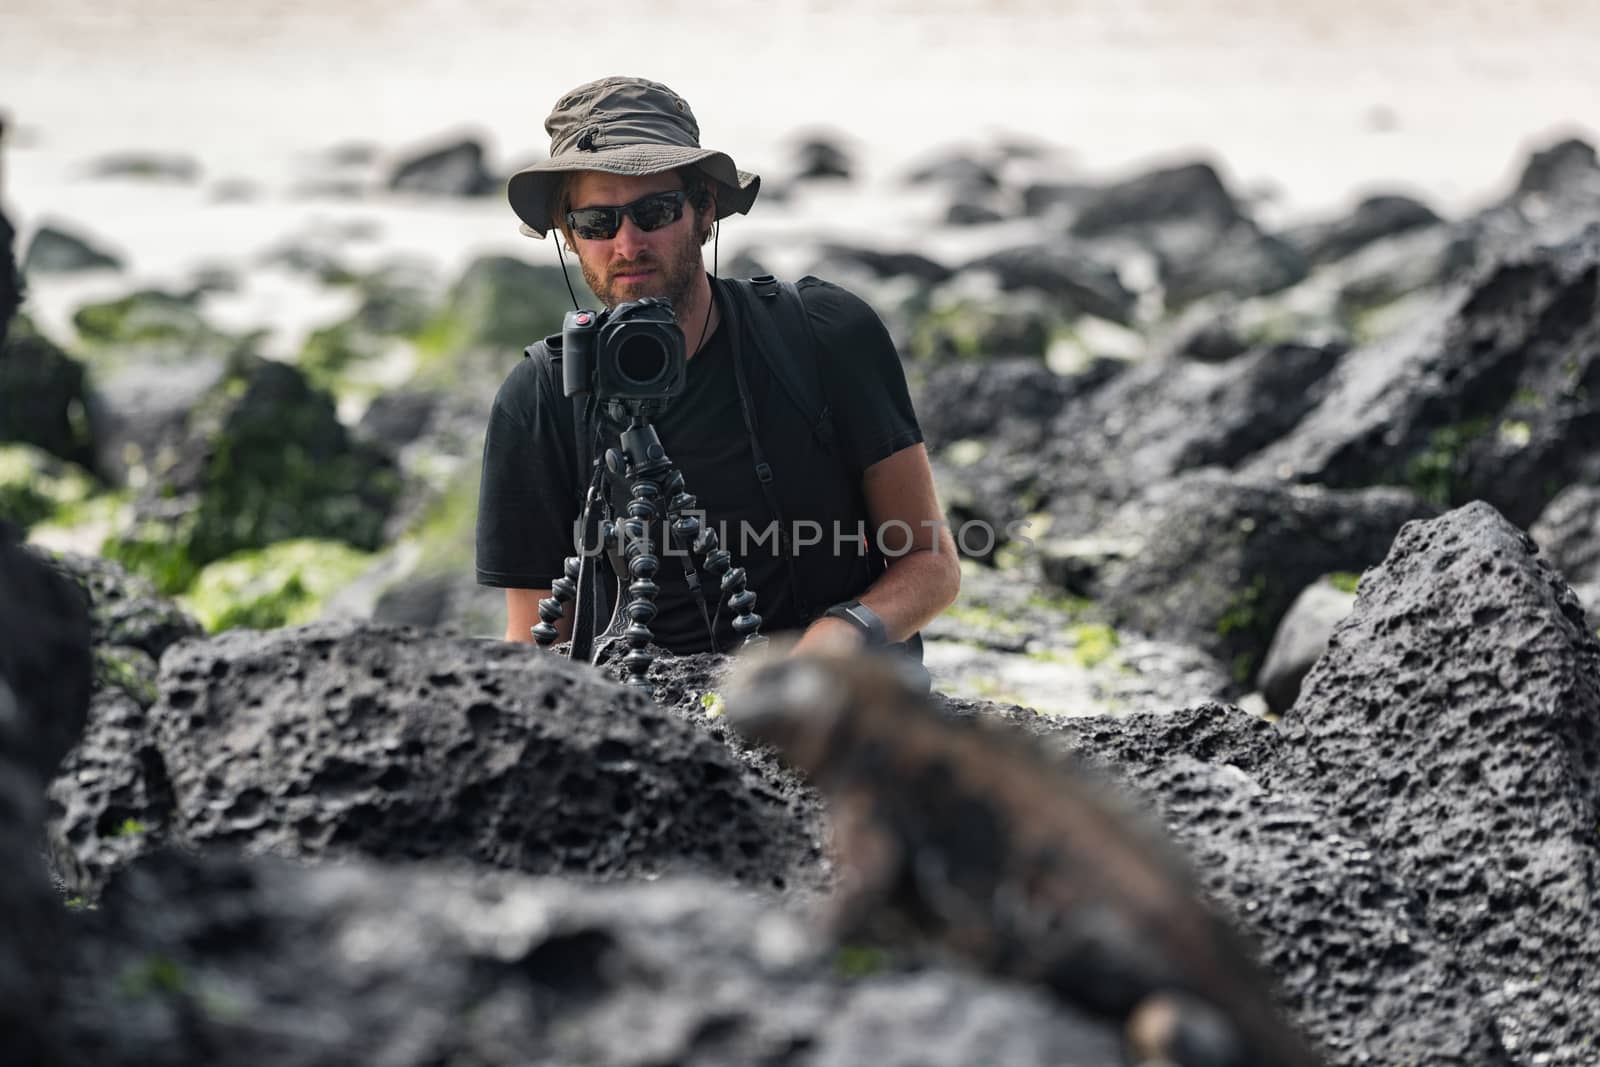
[508,145,759,238]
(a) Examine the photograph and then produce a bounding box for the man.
[476,76,958,657]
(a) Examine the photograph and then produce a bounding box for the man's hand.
[789,613,866,655]
[503,588,569,644]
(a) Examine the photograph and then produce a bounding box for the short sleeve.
[474,352,582,588]
[798,277,924,473]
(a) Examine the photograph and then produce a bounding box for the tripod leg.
[619,481,663,689]
[720,565,767,649]
[532,556,581,646]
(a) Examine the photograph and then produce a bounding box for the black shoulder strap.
[729,274,835,449]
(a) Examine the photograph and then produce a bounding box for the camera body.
[561,297,687,405]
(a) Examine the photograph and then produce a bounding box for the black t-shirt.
[476,275,922,652]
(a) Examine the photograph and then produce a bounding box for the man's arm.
[476,353,583,646]
[503,588,572,645]
[791,442,961,653]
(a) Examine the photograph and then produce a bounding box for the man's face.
[565,170,709,312]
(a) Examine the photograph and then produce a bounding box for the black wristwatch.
[824,599,889,647]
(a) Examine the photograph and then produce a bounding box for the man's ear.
[697,190,718,243]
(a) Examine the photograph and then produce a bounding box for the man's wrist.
[823,599,889,647]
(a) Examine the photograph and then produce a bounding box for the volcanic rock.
[83,152,200,183]
[1244,223,1600,527]
[1072,162,1235,241]
[1256,576,1356,715]
[387,136,499,197]
[21,223,124,275]
[1159,224,1309,307]
[1272,502,1600,1063]
[905,152,1001,190]
[105,355,400,590]
[1511,136,1600,203]
[48,622,824,897]
[814,244,952,286]
[1036,339,1348,539]
[1283,193,1444,267]
[0,319,100,471]
[39,550,203,660]
[960,244,1136,324]
[1531,484,1600,587]
[790,134,855,182]
[54,851,1124,1067]
[0,524,94,1066]
[1047,473,1432,686]
[0,199,18,336]
[916,357,1105,453]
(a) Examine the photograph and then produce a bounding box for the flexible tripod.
[532,409,767,689]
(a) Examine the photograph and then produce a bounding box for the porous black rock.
[1036,340,1349,540]
[1,533,95,783]
[1049,472,1432,686]
[814,244,953,285]
[0,197,19,337]
[386,136,499,197]
[1019,180,1098,218]
[1512,136,1600,202]
[355,388,440,452]
[1070,161,1243,239]
[960,244,1137,325]
[55,850,1124,1067]
[48,622,824,897]
[1256,577,1356,715]
[904,152,1001,190]
[0,318,101,471]
[1246,222,1600,527]
[1129,758,1511,1065]
[0,522,94,1067]
[634,649,828,864]
[47,691,176,893]
[1159,308,1251,363]
[21,222,125,275]
[937,698,1508,1064]
[106,355,401,586]
[1532,485,1600,621]
[1283,193,1444,267]
[1272,502,1600,1063]
[1159,224,1309,307]
[790,134,855,182]
[945,201,1007,226]
[38,550,202,661]
[916,357,1102,453]
[1531,484,1600,587]
[915,356,1119,559]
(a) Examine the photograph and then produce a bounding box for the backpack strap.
[734,274,836,451]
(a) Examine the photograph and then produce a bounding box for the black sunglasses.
[565,190,690,241]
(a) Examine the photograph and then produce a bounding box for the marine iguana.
[727,649,1321,1067]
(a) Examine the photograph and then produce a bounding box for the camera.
[561,297,686,406]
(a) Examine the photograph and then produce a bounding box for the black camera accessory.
[824,599,888,647]
[561,298,687,409]
[566,189,690,241]
[533,409,767,690]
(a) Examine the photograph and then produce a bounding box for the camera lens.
[615,332,669,386]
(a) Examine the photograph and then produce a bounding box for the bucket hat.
[507,76,761,239]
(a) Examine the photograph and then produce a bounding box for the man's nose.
[613,213,649,258]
